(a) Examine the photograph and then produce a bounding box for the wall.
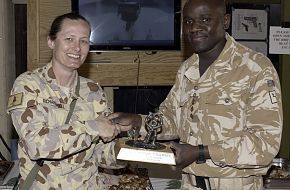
[279,0,290,159]
[0,0,16,160]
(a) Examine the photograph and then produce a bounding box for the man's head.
[183,0,230,55]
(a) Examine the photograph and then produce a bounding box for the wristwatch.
[196,144,206,164]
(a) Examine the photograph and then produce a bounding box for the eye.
[200,17,210,23]
[184,19,193,25]
[80,39,89,45]
[65,37,73,42]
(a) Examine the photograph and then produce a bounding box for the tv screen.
[71,0,181,52]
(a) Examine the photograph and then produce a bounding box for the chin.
[191,48,205,54]
[68,63,82,69]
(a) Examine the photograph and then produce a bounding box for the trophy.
[125,112,165,150]
[117,112,175,165]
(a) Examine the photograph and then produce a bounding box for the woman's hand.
[96,115,121,142]
[108,112,142,132]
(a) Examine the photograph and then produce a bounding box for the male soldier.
[110,0,283,189]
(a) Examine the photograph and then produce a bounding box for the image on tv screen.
[76,0,180,51]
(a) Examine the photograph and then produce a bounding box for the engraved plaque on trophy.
[117,113,176,165]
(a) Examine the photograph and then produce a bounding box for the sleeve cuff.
[208,143,225,163]
[83,119,100,137]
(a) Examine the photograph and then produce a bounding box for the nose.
[72,41,81,52]
[185,21,202,32]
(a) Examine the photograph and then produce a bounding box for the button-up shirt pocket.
[75,102,102,124]
[204,84,249,140]
[47,107,69,127]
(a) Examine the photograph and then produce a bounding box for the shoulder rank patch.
[267,80,275,87]
[7,93,24,109]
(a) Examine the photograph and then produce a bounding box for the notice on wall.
[269,26,290,54]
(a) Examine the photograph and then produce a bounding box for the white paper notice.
[269,26,290,54]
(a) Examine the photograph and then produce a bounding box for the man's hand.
[170,141,199,169]
[108,112,142,132]
[96,115,121,142]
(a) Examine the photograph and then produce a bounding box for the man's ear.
[223,14,231,30]
[47,37,55,49]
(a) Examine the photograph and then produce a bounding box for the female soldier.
[7,13,132,189]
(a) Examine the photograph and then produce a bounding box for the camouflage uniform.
[7,62,125,189]
[155,34,283,190]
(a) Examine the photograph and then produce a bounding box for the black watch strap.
[196,144,206,164]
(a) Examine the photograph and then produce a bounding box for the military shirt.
[155,34,283,188]
[7,62,124,189]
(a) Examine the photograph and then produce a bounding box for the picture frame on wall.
[231,4,269,40]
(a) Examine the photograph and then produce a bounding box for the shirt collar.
[213,33,237,70]
[42,61,79,96]
[184,33,238,81]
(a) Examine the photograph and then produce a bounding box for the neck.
[52,63,77,88]
[198,38,226,76]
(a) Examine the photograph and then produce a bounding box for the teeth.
[67,54,80,59]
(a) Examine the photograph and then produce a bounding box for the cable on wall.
[133,52,141,113]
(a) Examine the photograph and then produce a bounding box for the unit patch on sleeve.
[7,92,24,109]
[267,80,275,87]
[269,90,277,104]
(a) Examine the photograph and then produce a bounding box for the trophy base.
[116,139,176,165]
[125,140,165,150]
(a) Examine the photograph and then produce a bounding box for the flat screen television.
[71,0,181,52]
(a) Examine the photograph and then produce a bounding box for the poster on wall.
[231,7,268,40]
[269,26,290,55]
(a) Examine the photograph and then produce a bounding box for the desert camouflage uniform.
[7,62,125,189]
[155,34,283,190]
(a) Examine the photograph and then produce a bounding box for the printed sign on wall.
[269,26,290,55]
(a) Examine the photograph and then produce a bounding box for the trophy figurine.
[125,112,165,150]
